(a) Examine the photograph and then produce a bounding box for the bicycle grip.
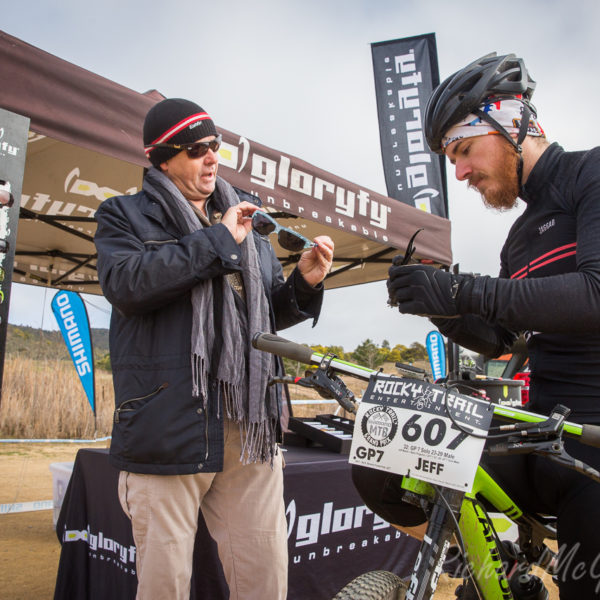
[580,424,600,448]
[252,332,315,364]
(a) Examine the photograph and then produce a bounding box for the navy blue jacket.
[94,183,323,474]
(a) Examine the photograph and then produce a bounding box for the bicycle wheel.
[332,570,408,600]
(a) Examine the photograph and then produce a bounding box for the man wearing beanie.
[355,54,600,597]
[94,98,334,600]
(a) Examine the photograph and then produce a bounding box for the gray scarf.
[143,168,278,464]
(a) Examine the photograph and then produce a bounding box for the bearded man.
[356,53,600,598]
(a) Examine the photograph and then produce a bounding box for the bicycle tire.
[332,570,408,600]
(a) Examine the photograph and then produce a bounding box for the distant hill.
[5,324,109,361]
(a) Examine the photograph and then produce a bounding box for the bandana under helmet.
[442,96,545,150]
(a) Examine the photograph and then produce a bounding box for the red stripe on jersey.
[511,245,577,280]
[529,242,577,266]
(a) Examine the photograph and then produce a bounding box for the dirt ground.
[0,442,108,600]
[0,442,558,600]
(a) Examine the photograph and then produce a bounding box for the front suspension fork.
[405,489,464,599]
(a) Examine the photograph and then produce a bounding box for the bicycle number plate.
[349,374,494,492]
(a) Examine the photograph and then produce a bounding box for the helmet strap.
[517,155,525,190]
[473,103,531,189]
[473,107,520,152]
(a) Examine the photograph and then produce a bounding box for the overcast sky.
[3,0,600,351]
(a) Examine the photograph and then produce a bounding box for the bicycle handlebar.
[581,424,600,448]
[253,332,316,365]
[253,332,376,380]
[252,332,600,449]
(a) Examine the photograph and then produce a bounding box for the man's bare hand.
[298,236,335,287]
[220,202,259,244]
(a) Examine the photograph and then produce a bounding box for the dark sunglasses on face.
[251,211,316,253]
[146,134,222,159]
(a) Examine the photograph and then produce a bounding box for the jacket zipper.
[204,409,209,461]
[203,384,217,462]
[113,382,169,423]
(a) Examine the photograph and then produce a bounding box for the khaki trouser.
[118,418,288,600]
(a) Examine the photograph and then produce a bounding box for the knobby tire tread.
[332,570,408,600]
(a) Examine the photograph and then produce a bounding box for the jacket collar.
[520,142,563,203]
[140,181,183,238]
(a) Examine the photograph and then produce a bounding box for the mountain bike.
[252,332,600,600]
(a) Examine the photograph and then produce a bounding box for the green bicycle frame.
[402,467,525,600]
[460,467,524,600]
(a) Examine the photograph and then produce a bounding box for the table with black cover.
[54,446,418,599]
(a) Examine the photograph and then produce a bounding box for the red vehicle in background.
[512,371,531,405]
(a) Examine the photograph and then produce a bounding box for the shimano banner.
[371,34,448,218]
[426,330,447,381]
[51,290,95,414]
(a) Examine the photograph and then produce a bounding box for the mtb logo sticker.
[361,405,398,447]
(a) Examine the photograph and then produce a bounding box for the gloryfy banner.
[215,128,452,267]
[371,33,448,218]
[51,290,95,415]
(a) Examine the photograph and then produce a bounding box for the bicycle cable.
[432,485,483,600]
[440,382,546,441]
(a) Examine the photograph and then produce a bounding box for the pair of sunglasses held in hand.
[251,211,316,252]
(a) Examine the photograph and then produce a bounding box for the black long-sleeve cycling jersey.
[434,142,600,422]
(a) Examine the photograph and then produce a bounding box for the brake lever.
[268,354,358,413]
[491,404,571,437]
[486,404,572,456]
[545,447,600,484]
[305,368,357,413]
[486,438,564,457]
[491,437,600,485]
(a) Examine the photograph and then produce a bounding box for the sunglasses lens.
[252,211,314,252]
[186,145,204,159]
[252,212,276,235]
[187,144,209,159]
[186,137,221,159]
[278,230,306,252]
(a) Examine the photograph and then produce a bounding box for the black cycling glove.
[387,264,471,318]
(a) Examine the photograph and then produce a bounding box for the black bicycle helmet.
[425,53,536,154]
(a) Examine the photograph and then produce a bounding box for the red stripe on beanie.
[149,112,212,146]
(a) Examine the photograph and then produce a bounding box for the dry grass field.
[0,355,394,438]
[0,358,558,599]
[0,357,115,439]
[0,441,107,600]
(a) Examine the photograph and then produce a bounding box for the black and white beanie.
[143,98,218,166]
